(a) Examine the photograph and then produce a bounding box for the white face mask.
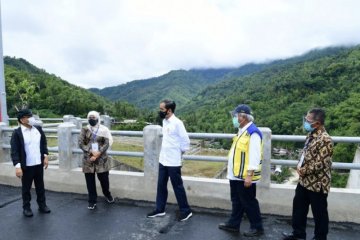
[27,117,36,126]
[27,117,41,126]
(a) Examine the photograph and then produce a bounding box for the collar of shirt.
[238,121,253,135]
[20,124,32,132]
[308,126,326,140]
[164,114,175,123]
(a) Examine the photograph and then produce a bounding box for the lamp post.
[0,1,8,124]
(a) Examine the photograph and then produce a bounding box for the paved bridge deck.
[0,184,358,240]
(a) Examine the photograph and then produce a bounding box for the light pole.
[0,1,8,124]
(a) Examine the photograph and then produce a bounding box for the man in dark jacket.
[10,109,51,217]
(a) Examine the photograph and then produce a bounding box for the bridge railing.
[1,123,360,223]
[1,125,360,172]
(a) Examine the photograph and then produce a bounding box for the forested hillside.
[179,46,360,162]
[89,64,269,109]
[4,57,143,121]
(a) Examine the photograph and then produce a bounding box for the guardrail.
[1,126,359,169]
[1,124,360,223]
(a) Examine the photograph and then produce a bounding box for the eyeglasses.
[303,116,315,124]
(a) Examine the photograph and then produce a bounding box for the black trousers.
[155,163,191,214]
[228,180,263,230]
[21,164,46,210]
[85,171,111,204]
[292,183,329,240]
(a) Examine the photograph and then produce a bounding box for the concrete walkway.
[0,184,359,240]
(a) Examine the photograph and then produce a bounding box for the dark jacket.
[10,125,49,170]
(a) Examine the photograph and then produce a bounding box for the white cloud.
[2,0,360,88]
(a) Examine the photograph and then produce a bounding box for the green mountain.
[178,46,360,162]
[90,47,349,111]
[4,57,116,118]
[180,46,360,134]
[89,64,269,110]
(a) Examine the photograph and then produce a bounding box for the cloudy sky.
[2,0,360,89]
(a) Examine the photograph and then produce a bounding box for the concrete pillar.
[63,115,83,167]
[259,127,272,188]
[57,122,77,170]
[63,115,82,129]
[143,125,162,188]
[101,115,112,129]
[347,146,360,189]
[63,115,74,123]
[0,122,8,163]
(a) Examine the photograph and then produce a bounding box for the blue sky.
[2,0,360,88]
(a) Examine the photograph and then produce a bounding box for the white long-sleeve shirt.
[21,125,42,166]
[159,114,190,166]
[227,121,261,181]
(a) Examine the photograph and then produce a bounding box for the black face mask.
[159,110,167,119]
[88,119,98,126]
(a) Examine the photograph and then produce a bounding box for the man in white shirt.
[147,100,192,221]
[10,109,51,217]
[218,104,264,237]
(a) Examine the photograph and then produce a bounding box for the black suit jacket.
[10,125,49,170]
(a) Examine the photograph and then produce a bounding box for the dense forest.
[178,46,360,163]
[89,64,270,109]
[4,57,149,124]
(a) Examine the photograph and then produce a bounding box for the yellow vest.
[229,124,263,181]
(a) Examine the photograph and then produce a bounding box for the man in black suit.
[10,109,51,217]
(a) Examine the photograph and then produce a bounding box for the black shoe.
[282,232,305,240]
[106,195,115,203]
[243,228,264,237]
[178,211,193,222]
[218,222,239,232]
[88,203,97,210]
[147,210,166,218]
[23,208,33,217]
[38,206,51,213]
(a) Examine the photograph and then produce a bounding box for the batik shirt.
[298,126,333,193]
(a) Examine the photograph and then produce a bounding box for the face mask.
[27,117,37,126]
[88,119,98,126]
[303,121,314,132]
[232,117,240,128]
[159,110,167,119]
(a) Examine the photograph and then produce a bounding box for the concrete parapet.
[1,161,359,223]
[1,123,360,224]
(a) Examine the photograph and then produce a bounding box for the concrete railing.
[0,123,359,224]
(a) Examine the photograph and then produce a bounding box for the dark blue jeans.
[292,183,328,240]
[228,180,263,230]
[155,163,191,214]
